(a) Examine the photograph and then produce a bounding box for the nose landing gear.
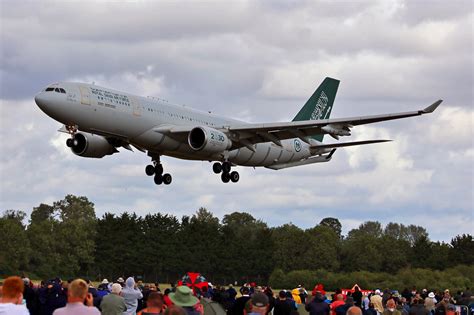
[213,161,239,183]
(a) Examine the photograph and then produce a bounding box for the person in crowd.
[98,280,110,298]
[0,276,29,315]
[425,293,437,314]
[226,285,237,304]
[100,283,126,315]
[397,298,409,315]
[370,290,384,315]
[335,296,354,315]
[273,290,292,315]
[231,287,251,315]
[164,305,187,315]
[331,294,345,315]
[39,278,67,315]
[122,277,144,315]
[168,286,201,315]
[362,294,370,311]
[363,303,377,315]
[263,287,275,315]
[22,277,38,315]
[353,287,363,308]
[347,306,363,315]
[52,279,100,315]
[383,299,401,315]
[138,292,164,315]
[305,292,330,315]
[163,289,173,307]
[200,289,227,315]
[246,292,269,315]
[117,278,125,288]
[86,279,102,309]
[409,298,429,315]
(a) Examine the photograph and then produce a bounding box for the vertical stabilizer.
[292,77,339,142]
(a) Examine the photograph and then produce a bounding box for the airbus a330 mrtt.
[34,77,441,185]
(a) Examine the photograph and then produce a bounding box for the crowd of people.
[0,275,473,315]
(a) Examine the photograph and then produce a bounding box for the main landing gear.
[145,158,172,185]
[213,161,239,183]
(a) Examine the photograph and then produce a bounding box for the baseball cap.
[252,292,269,307]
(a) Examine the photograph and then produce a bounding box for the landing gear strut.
[65,125,78,147]
[213,161,239,183]
[146,156,172,185]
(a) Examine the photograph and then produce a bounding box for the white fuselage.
[35,82,313,167]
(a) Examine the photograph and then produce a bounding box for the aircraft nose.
[35,93,48,110]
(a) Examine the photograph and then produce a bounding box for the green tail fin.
[292,77,340,142]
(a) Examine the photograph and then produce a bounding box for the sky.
[0,0,472,242]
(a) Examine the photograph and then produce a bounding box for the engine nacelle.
[70,132,118,158]
[188,126,232,153]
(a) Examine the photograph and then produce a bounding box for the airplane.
[34,77,441,185]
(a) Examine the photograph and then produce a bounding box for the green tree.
[450,234,474,265]
[0,210,31,275]
[319,217,342,238]
[410,235,432,268]
[306,225,341,271]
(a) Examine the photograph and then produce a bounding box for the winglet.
[422,100,442,113]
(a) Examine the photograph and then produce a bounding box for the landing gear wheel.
[145,165,155,176]
[221,172,230,183]
[154,174,163,185]
[222,162,231,173]
[162,173,172,185]
[66,138,73,147]
[230,171,240,183]
[154,164,163,176]
[213,162,222,174]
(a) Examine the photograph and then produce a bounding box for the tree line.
[1,194,473,290]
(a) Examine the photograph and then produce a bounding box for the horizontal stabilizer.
[311,139,391,149]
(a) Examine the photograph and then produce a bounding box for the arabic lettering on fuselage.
[90,87,130,106]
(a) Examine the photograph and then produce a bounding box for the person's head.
[169,286,199,307]
[148,292,164,308]
[345,296,354,306]
[278,290,287,300]
[355,286,360,292]
[111,283,122,295]
[250,292,269,315]
[346,306,363,315]
[386,299,396,310]
[1,276,24,304]
[241,287,250,295]
[68,279,89,302]
[164,305,187,315]
[126,277,135,288]
[337,294,344,301]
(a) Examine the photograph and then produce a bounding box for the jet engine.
[188,126,232,153]
[67,132,118,158]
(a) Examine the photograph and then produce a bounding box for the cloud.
[0,0,472,242]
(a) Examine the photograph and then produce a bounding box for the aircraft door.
[131,97,142,116]
[79,86,91,105]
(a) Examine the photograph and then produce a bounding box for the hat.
[169,286,199,307]
[117,277,125,283]
[101,279,109,284]
[111,283,122,294]
[393,292,400,298]
[428,292,435,298]
[251,292,269,307]
[375,289,381,295]
[23,277,30,285]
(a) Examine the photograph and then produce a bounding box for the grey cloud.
[0,0,472,242]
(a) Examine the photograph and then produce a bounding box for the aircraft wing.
[226,100,441,148]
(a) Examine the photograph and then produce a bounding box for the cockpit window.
[59,88,66,93]
[54,88,61,93]
[45,87,54,92]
